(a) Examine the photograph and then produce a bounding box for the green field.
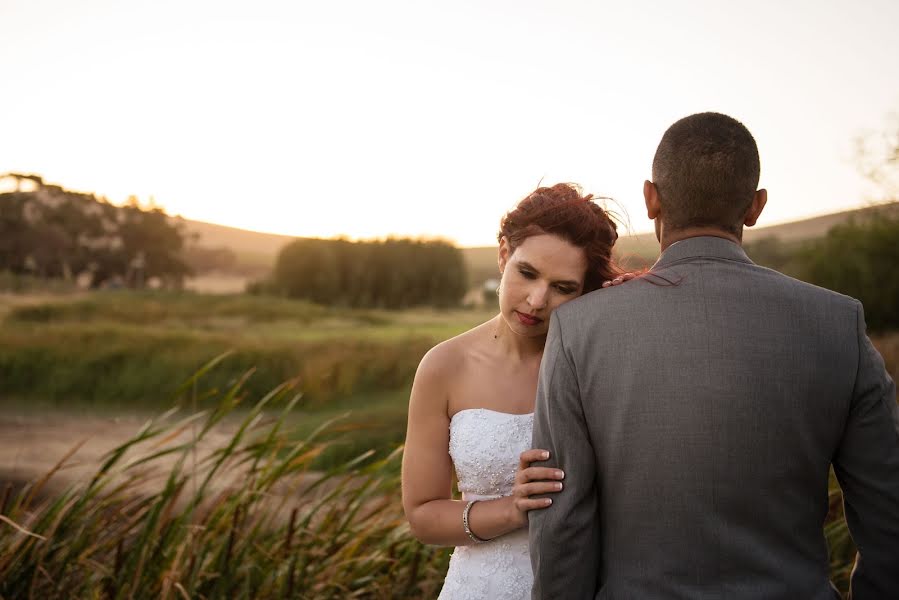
[0,292,492,404]
[0,291,497,469]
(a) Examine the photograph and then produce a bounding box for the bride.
[401,183,624,599]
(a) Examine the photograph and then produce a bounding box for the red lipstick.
[516,311,542,326]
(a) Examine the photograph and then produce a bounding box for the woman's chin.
[503,314,548,337]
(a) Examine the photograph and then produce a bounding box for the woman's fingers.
[516,466,565,484]
[518,448,549,470]
[514,448,563,513]
[515,496,554,512]
[516,480,563,497]
[601,272,637,288]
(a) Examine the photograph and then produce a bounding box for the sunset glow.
[2,0,898,246]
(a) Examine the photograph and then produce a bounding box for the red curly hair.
[498,183,623,293]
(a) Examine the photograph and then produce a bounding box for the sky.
[1,0,898,246]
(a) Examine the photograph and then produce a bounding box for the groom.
[529,112,899,599]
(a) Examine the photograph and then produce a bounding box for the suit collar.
[651,235,753,270]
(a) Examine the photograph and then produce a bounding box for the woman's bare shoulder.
[415,318,495,383]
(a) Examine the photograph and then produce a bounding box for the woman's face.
[498,233,588,338]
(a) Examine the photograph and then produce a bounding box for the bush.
[271,237,468,309]
[796,213,899,331]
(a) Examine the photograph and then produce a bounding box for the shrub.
[796,213,899,331]
[271,237,468,309]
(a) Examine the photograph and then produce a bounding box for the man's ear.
[743,189,768,227]
[644,180,661,220]
[498,236,511,274]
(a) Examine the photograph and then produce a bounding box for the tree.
[790,113,899,331]
[273,238,341,304]
[0,175,192,289]
[797,214,899,331]
[743,236,806,276]
[855,113,899,202]
[117,198,191,288]
[269,237,468,308]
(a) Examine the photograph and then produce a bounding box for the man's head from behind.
[646,112,766,244]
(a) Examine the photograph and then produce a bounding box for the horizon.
[176,200,894,251]
[2,167,893,249]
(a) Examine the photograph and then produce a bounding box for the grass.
[0,361,450,599]
[0,272,79,295]
[0,291,490,478]
[0,291,493,411]
[0,322,425,408]
[2,290,492,338]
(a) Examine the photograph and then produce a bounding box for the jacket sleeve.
[833,301,899,598]
[529,314,601,599]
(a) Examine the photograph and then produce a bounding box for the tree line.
[254,236,468,309]
[0,173,191,288]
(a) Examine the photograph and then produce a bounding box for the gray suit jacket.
[529,236,899,599]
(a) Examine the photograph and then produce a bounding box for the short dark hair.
[652,112,760,234]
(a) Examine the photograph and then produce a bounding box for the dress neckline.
[450,407,534,420]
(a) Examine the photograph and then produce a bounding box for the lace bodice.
[449,408,534,499]
[438,409,535,600]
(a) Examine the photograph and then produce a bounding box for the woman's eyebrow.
[517,261,579,286]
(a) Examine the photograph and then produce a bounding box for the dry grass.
[0,362,449,599]
[184,273,251,295]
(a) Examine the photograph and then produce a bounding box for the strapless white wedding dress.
[438,408,535,600]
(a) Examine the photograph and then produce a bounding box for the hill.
[463,202,899,278]
[180,202,898,292]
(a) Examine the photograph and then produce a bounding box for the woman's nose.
[527,285,549,309]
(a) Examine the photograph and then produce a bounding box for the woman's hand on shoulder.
[509,449,565,527]
[601,272,637,288]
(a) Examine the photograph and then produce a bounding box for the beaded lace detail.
[438,409,535,600]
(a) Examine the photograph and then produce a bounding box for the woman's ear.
[498,236,511,274]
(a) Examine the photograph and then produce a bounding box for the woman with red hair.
[401,183,625,599]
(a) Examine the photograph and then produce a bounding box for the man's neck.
[659,226,742,253]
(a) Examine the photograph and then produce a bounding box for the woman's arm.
[401,345,522,546]
[401,345,515,545]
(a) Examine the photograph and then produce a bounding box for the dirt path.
[0,412,147,490]
[0,412,234,503]
[0,411,322,505]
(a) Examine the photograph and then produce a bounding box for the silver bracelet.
[462,499,489,543]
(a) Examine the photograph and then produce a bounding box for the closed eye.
[518,268,536,280]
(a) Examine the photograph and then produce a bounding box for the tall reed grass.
[0,358,450,599]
